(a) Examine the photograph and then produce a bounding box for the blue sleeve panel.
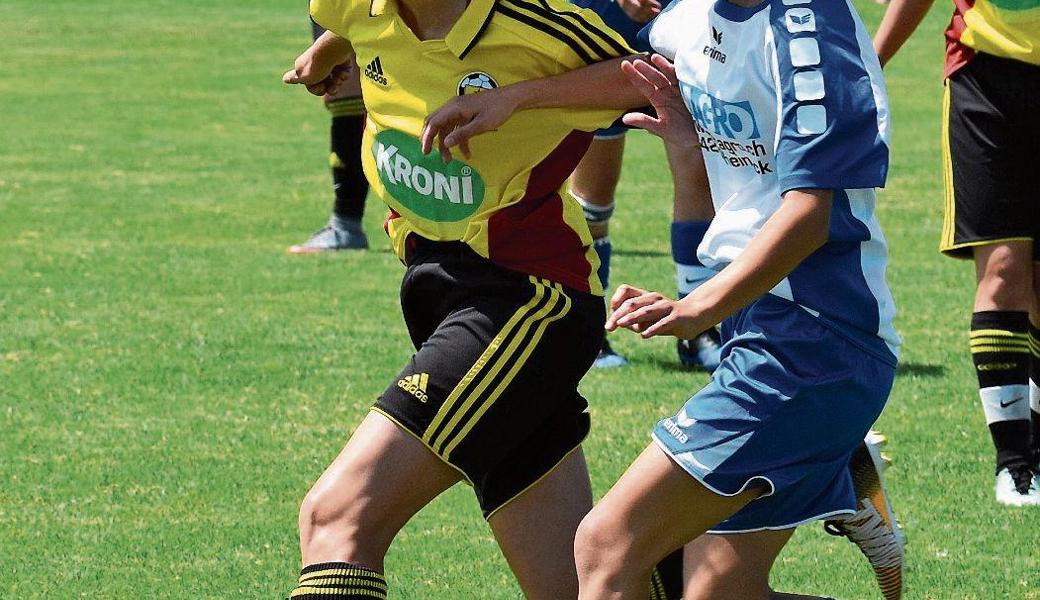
[768,0,889,195]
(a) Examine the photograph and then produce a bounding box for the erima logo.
[786,8,816,32]
[397,373,430,402]
[364,57,388,86]
[703,26,726,63]
[662,418,689,444]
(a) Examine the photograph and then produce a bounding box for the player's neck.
[723,0,767,8]
[398,0,470,41]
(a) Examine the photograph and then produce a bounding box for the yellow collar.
[370,0,497,58]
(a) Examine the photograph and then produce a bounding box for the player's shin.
[289,562,388,599]
[327,97,368,231]
[970,311,1037,503]
[671,220,714,301]
[672,220,721,370]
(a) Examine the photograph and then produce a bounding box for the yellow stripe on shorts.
[423,277,548,447]
[440,283,572,459]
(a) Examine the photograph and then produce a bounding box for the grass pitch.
[2,1,1038,598]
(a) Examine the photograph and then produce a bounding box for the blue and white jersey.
[641,0,900,362]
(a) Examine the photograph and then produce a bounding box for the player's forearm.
[682,189,832,326]
[307,30,355,72]
[873,0,936,67]
[503,56,650,112]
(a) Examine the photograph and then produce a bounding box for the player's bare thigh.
[489,447,594,600]
[298,410,461,571]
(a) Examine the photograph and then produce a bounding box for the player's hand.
[616,0,662,23]
[620,54,699,148]
[606,284,707,339]
[283,51,352,97]
[421,89,520,163]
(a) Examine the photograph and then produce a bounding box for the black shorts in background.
[941,53,1040,260]
[374,239,605,518]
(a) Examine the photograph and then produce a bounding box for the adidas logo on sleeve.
[364,57,388,86]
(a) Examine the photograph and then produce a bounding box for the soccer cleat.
[287,219,369,254]
[824,433,905,600]
[594,338,628,369]
[677,328,722,371]
[994,465,1040,506]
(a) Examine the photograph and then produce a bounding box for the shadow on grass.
[614,249,671,258]
[623,355,713,375]
[897,362,946,378]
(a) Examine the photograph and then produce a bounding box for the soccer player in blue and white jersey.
[568,0,724,371]
[423,0,905,597]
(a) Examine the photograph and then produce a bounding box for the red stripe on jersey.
[945,0,978,77]
[487,130,596,293]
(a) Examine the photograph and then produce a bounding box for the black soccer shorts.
[374,239,604,518]
[941,52,1040,260]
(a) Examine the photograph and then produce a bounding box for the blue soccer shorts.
[653,294,896,533]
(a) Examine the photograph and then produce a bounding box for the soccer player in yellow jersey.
[875,0,1040,505]
[279,1,682,598]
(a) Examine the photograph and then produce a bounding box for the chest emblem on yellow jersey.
[373,130,486,222]
[458,72,498,95]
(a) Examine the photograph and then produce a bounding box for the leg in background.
[1030,261,1040,469]
[682,531,794,600]
[488,448,595,600]
[971,241,1039,504]
[288,61,369,254]
[665,141,721,371]
[570,135,627,368]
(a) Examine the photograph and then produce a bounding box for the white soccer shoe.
[825,431,905,600]
[593,339,628,369]
[994,465,1040,507]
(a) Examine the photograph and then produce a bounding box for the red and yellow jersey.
[310,0,633,294]
[945,0,1040,76]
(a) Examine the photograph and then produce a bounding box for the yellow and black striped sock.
[970,311,1032,472]
[288,562,387,599]
[649,548,684,600]
[326,97,368,224]
[1029,323,1040,467]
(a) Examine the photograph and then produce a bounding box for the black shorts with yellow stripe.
[941,53,1040,260]
[375,238,604,518]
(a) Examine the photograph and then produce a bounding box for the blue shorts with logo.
[652,294,896,533]
[570,0,646,138]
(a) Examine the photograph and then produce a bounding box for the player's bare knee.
[298,484,393,559]
[977,246,1033,308]
[574,511,642,578]
[570,190,614,240]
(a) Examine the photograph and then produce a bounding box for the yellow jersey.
[945,0,1040,76]
[310,0,634,294]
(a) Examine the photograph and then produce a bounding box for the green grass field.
[2,1,1038,598]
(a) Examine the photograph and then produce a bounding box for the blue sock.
[593,236,612,293]
[671,220,715,299]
